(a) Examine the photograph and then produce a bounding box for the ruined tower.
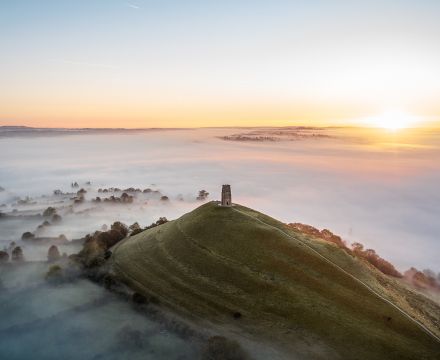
[221,184,232,206]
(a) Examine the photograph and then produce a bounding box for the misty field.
[1,127,439,270]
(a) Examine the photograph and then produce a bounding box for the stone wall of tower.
[221,185,232,206]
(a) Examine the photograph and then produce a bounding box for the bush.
[201,336,250,360]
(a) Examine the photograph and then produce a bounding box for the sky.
[1,0,440,128]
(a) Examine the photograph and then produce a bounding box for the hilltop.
[111,202,440,359]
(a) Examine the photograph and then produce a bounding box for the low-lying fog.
[1,127,439,271]
[0,262,201,360]
[1,126,439,359]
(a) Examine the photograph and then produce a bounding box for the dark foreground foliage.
[202,336,251,360]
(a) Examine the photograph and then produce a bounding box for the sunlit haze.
[2,3,440,357]
[1,0,440,128]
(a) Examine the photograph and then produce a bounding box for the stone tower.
[221,185,232,206]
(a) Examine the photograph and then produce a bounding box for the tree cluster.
[47,245,61,262]
[351,242,402,277]
[43,207,57,217]
[93,193,134,204]
[76,221,129,267]
[289,223,346,248]
[288,222,402,277]
[197,190,209,201]
[403,267,440,291]
[130,217,168,236]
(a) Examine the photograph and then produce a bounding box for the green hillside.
[111,202,440,359]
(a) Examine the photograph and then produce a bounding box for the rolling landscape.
[110,201,440,359]
[2,1,440,359]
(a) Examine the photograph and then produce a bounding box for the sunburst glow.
[360,111,422,130]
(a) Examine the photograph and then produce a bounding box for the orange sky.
[1,1,440,128]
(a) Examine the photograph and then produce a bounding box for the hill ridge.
[231,205,440,344]
[112,201,440,359]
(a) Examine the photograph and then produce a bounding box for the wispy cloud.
[127,2,140,9]
[51,59,118,70]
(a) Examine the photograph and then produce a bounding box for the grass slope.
[112,202,440,359]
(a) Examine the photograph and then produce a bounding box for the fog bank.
[1,127,439,271]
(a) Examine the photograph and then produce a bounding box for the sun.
[361,110,421,130]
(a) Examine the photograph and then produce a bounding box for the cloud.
[49,59,118,69]
[127,2,140,9]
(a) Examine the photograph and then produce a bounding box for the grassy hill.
[111,202,440,359]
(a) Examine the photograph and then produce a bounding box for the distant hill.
[111,202,440,359]
[0,126,184,138]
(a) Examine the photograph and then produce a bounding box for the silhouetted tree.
[21,232,35,241]
[51,214,62,223]
[197,190,210,201]
[47,245,61,262]
[11,246,24,262]
[43,207,57,217]
[201,336,250,360]
[129,222,142,235]
[45,265,63,283]
[0,250,9,264]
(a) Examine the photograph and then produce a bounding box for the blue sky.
[1,0,440,127]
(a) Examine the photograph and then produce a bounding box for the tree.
[43,207,57,217]
[197,190,209,201]
[45,265,63,283]
[111,221,128,238]
[21,232,35,241]
[129,222,142,235]
[121,192,134,203]
[58,234,68,243]
[0,251,9,264]
[47,245,61,262]
[11,246,24,262]
[201,336,250,360]
[51,214,62,223]
[144,217,168,230]
[351,242,364,254]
